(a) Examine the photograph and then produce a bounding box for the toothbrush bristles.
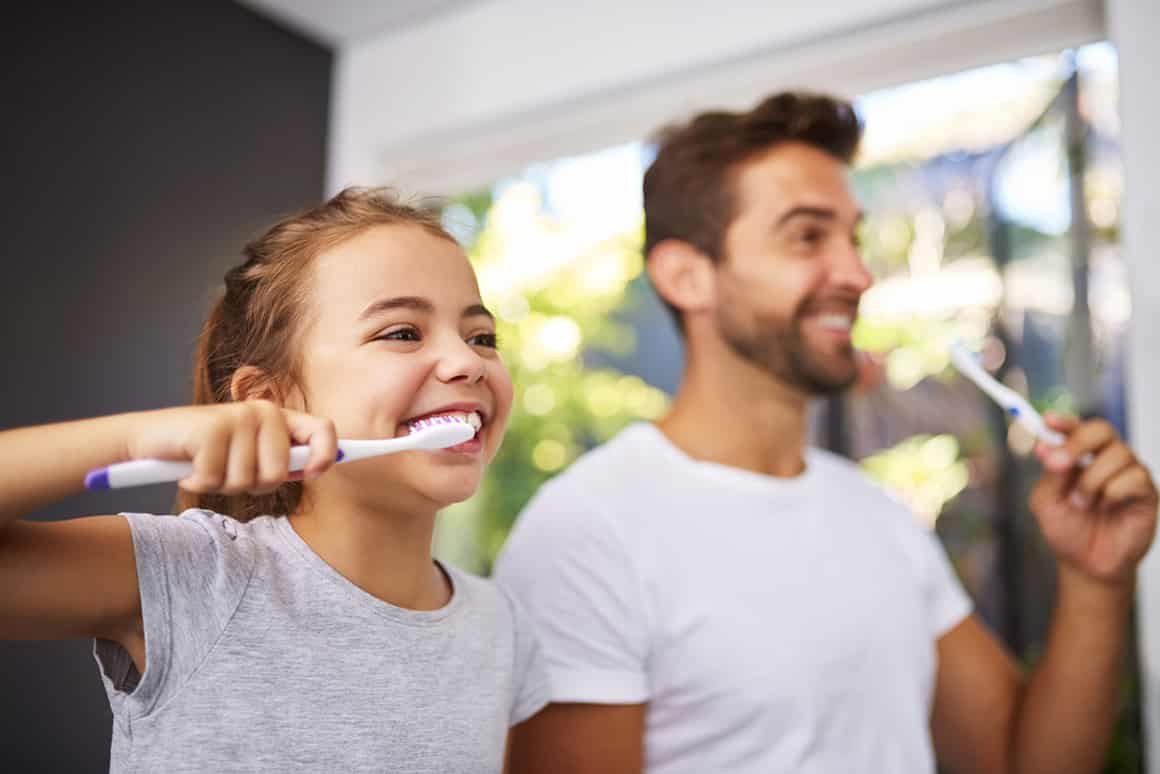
[408,414,471,434]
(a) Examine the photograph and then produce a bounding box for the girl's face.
[290,223,513,510]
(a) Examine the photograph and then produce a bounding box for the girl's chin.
[406,469,484,508]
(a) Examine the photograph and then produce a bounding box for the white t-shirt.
[494,423,972,774]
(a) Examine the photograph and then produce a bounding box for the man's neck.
[657,349,811,479]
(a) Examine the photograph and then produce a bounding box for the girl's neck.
[288,492,450,611]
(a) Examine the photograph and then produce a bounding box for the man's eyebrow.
[774,206,865,229]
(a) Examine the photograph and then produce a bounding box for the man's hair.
[642,91,863,330]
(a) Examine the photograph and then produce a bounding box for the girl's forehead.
[310,226,480,314]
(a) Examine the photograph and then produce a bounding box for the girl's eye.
[469,332,499,349]
[796,228,824,245]
[376,327,420,342]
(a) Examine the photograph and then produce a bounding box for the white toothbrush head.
[948,340,1067,448]
[405,415,476,449]
[948,341,1028,410]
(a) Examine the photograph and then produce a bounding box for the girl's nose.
[434,336,486,385]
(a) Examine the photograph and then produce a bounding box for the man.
[495,91,1157,773]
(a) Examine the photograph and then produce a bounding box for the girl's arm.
[0,414,141,525]
[0,403,338,652]
[0,413,149,646]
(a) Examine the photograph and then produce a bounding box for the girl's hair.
[176,187,456,521]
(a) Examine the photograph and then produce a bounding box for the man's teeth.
[814,315,852,331]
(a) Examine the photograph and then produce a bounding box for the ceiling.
[237,0,478,46]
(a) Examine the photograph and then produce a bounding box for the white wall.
[329,0,1101,195]
[1107,1,1160,771]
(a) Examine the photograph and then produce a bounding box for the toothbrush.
[84,415,476,491]
[947,340,1081,448]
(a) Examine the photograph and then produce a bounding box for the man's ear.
[229,365,282,404]
[646,239,717,318]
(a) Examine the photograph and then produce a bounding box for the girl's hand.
[127,401,339,494]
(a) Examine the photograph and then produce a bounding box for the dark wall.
[0,3,331,770]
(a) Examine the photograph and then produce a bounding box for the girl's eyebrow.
[463,303,495,322]
[358,296,495,322]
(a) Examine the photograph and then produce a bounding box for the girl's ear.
[229,365,281,404]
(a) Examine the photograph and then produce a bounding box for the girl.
[0,188,548,773]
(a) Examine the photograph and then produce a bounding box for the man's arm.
[932,414,1155,773]
[508,703,646,774]
[932,571,1130,774]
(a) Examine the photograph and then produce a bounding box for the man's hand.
[1030,413,1158,585]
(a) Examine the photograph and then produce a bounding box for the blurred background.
[3,1,1158,771]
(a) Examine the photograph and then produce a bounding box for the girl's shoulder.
[441,562,529,634]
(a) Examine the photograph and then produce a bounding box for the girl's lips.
[440,435,484,455]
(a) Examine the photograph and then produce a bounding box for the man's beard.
[716,303,858,396]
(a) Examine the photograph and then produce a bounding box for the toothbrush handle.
[85,444,331,491]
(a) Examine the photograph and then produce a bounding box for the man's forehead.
[736,143,850,188]
[733,163,859,222]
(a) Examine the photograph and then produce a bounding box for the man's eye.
[469,332,500,349]
[377,327,420,342]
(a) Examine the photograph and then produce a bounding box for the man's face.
[712,142,873,396]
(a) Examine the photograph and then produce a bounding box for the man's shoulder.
[539,422,662,495]
[506,424,664,545]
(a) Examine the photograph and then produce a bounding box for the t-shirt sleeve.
[93,508,256,719]
[493,479,650,705]
[919,525,973,638]
[858,464,973,639]
[879,488,973,638]
[503,589,551,726]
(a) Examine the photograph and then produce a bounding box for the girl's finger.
[181,420,230,492]
[284,411,339,480]
[255,403,291,493]
[221,408,260,495]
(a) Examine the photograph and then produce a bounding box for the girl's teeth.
[409,411,483,434]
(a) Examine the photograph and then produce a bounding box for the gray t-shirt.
[93,509,549,773]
